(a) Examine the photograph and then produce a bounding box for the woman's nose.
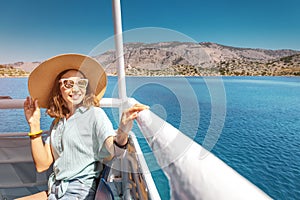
[72,84,80,91]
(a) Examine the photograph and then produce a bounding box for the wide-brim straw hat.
[28,53,107,108]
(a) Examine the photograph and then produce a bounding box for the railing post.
[112,0,127,103]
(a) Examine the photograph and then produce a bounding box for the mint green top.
[45,106,116,197]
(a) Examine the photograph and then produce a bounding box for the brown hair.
[46,69,100,118]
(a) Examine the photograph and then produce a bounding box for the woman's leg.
[15,191,48,200]
[64,180,96,200]
[48,179,96,200]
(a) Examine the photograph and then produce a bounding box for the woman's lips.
[70,94,81,100]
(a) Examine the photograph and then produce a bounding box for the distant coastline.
[1,42,300,77]
[1,74,300,78]
[0,65,29,78]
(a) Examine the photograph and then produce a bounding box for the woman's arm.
[24,97,53,172]
[105,104,149,156]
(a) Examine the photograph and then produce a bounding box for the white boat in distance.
[0,1,271,199]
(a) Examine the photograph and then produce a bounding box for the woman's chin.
[67,98,83,106]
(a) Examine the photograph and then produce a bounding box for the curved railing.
[127,98,271,200]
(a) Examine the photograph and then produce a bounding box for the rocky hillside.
[94,42,300,76]
[217,53,300,76]
[2,42,300,77]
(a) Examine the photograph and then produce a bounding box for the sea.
[0,76,299,199]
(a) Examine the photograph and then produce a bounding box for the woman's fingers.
[23,97,41,126]
[24,97,40,112]
[34,99,40,110]
[24,97,32,110]
[127,111,138,120]
[118,104,149,134]
[132,103,149,109]
[126,104,149,114]
[123,104,148,121]
[24,97,29,108]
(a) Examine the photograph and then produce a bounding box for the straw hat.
[28,53,107,108]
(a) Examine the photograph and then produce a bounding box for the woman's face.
[59,70,88,108]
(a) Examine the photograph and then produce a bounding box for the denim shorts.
[48,179,96,200]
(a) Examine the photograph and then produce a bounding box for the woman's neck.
[66,105,76,119]
[66,104,82,119]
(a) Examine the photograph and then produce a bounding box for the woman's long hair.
[46,69,100,118]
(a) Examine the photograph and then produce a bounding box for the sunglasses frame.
[59,78,89,90]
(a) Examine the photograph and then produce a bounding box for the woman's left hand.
[107,104,149,155]
[118,104,149,135]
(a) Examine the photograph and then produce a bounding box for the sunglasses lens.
[77,79,88,88]
[63,80,74,89]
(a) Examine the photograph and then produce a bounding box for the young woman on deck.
[18,54,148,200]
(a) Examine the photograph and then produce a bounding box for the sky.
[0,0,299,64]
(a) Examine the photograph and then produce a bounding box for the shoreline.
[1,74,300,79]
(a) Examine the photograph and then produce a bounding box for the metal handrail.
[0,98,123,109]
[127,98,271,200]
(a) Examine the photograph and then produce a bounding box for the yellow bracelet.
[28,130,43,137]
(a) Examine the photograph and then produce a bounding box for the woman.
[20,54,148,199]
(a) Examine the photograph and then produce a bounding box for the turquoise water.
[0,76,299,199]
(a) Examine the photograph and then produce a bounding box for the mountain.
[2,42,300,77]
[93,42,300,76]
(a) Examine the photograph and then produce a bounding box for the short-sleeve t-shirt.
[45,106,116,185]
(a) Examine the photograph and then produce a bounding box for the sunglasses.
[60,78,89,89]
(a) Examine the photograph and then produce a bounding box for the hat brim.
[28,54,107,108]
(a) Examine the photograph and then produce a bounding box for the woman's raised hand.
[118,104,149,134]
[24,97,41,131]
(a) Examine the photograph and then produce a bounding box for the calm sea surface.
[0,76,299,199]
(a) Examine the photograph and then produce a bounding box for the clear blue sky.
[0,0,299,64]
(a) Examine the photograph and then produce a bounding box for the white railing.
[0,98,123,109]
[126,98,272,200]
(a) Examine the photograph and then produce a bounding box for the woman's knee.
[15,191,48,200]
